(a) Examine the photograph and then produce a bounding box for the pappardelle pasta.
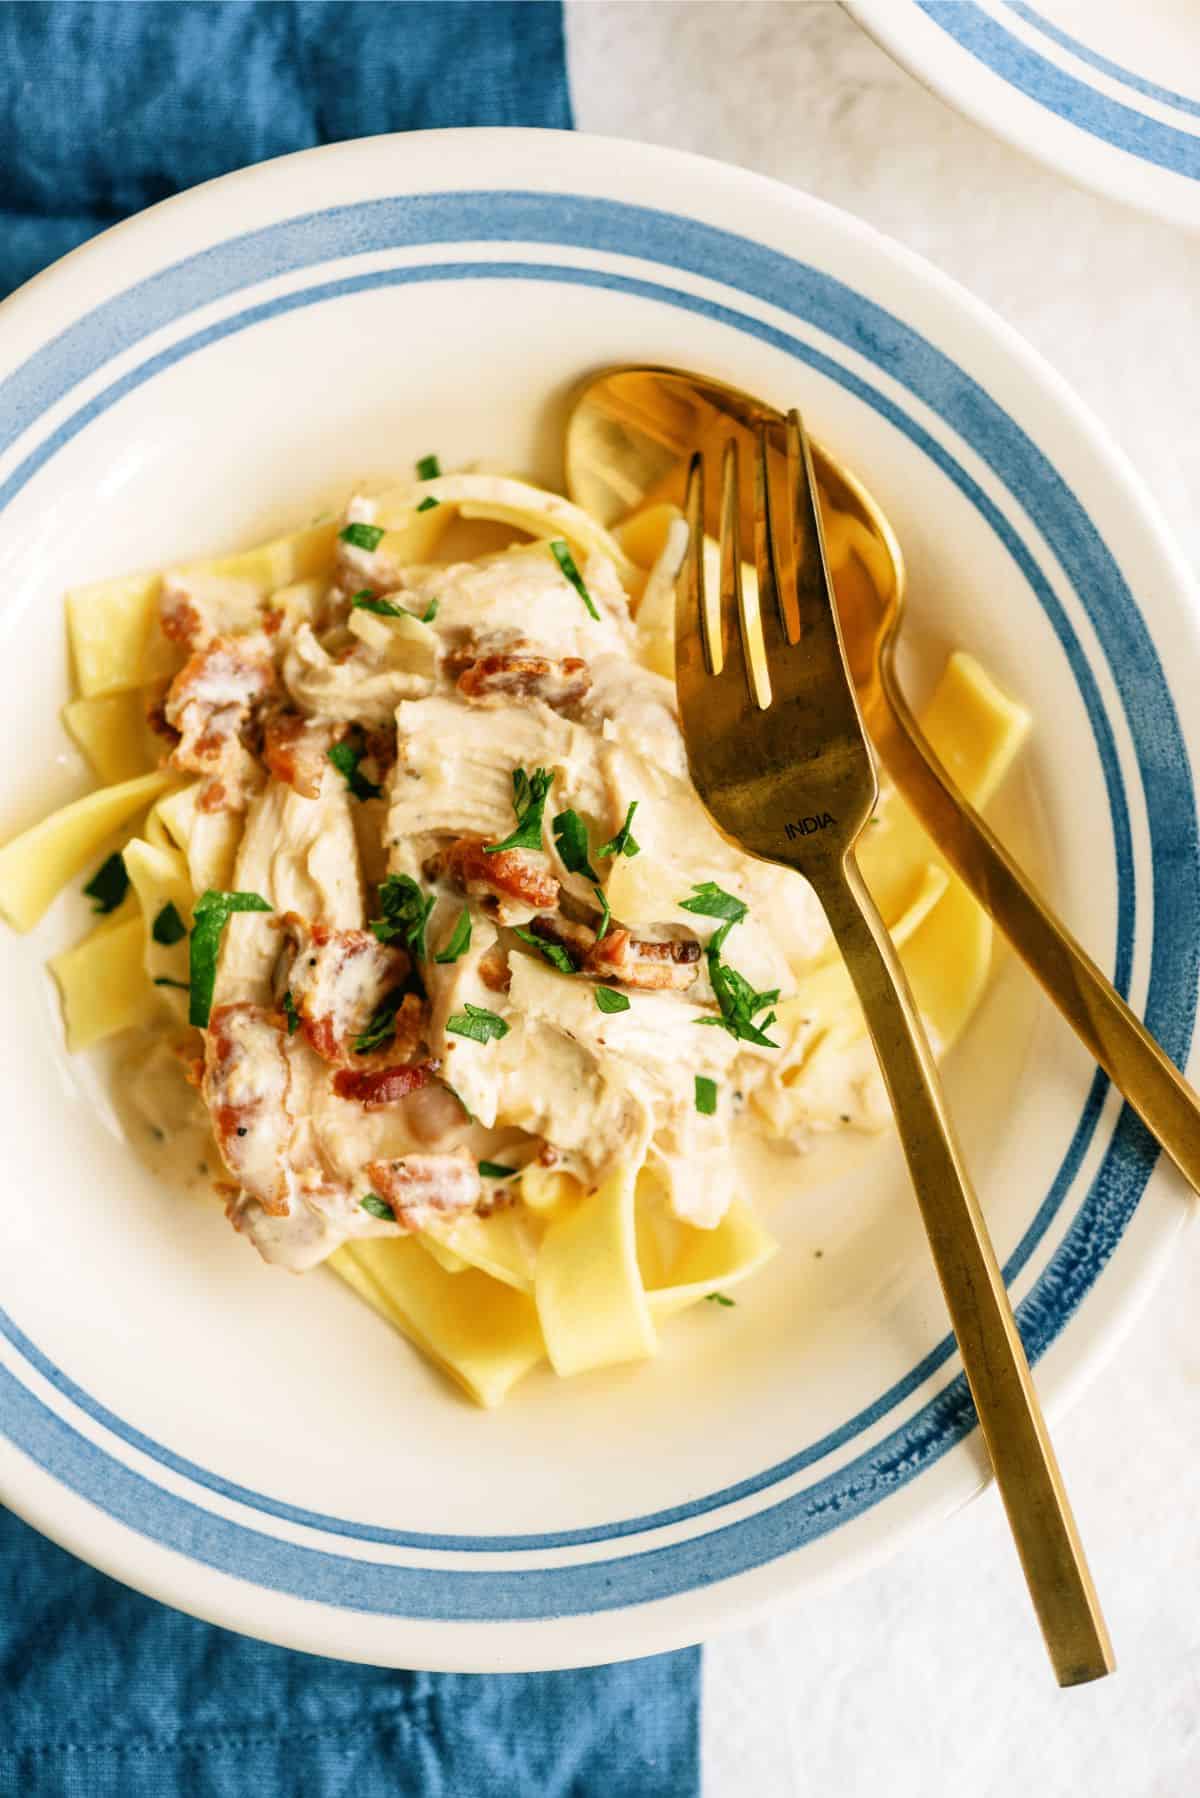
[0,461,1030,1407]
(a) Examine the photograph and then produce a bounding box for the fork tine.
[720,439,767,710]
[754,420,795,660]
[676,451,715,682]
[786,409,839,644]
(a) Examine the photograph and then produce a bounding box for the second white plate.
[848,1,1200,232]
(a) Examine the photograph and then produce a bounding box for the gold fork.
[675,411,1114,1687]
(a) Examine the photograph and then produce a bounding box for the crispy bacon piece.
[332,1061,435,1107]
[442,835,559,924]
[160,588,204,647]
[282,915,416,1067]
[364,1148,483,1233]
[586,926,701,991]
[528,913,701,991]
[527,913,596,968]
[457,651,591,712]
[362,723,397,778]
[164,634,275,812]
[202,1003,294,1217]
[262,712,339,798]
[477,946,512,993]
[145,694,181,749]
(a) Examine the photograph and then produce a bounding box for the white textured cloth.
[567,5,1200,1792]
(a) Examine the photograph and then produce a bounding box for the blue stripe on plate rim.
[917,2,1200,177]
[0,192,1193,1617]
[1004,3,1200,123]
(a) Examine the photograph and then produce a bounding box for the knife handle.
[878,668,1200,1193]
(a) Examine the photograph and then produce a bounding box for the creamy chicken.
[145,478,877,1273]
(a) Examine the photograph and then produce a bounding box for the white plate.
[0,128,1196,1672]
[847,1,1200,233]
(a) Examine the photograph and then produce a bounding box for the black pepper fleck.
[236,1126,248,1137]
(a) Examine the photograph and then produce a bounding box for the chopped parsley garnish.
[679,881,748,932]
[421,597,439,623]
[706,1291,736,1307]
[592,885,611,942]
[416,454,441,481]
[83,851,128,915]
[434,907,473,965]
[283,990,300,1036]
[515,926,575,976]
[594,985,630,1015]
[353,990,403,1055]
[694,1075,718,1116]
[327,736,382,801]
[701,937,780,1048]
[417,496,439,513]
[371,875,435,959]
[339,521,385,552]
[151,901,187,945]
[478,1160,518,1180]
[549,539,600,620]
[485,766,553,855]
[152,976,190,992]
[446,1002,509,1044]
[553,808,598,882]
[351,593,403,617]
[361,1193,393,1220]
[598,801,640,860]
[188,890,272,1028]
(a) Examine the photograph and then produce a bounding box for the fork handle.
[815,852,1114,1688]
[877,684,1200,1192]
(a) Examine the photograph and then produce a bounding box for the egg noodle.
[0,467,1029,1406]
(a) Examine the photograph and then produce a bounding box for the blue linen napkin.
[0,6,701,1793]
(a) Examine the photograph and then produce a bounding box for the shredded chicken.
[442,835,559,924]
[477,946,512,993]
[282,914,416,1066]
[164,633,275,812]
[202,1002,301,1218]
[283,622,429,725]
[145,478,885,1283]
[364,1148,483,1232]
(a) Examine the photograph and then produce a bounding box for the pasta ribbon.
[66,519,338,697]
[66,572,161,699]
[329,1239,545,1409]
[534,1163,657,1377]
[49,914,154,1050]
[0,768,173,931]
[148,782,241,895]
[122,837,194,1021]
[377,473,638,587]
[418,1205,539,1295]
[644,1200,778,1320]
[62,692,157,784]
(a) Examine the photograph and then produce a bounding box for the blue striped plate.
[849,1,1200,232]
[0,129,1195,1670]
